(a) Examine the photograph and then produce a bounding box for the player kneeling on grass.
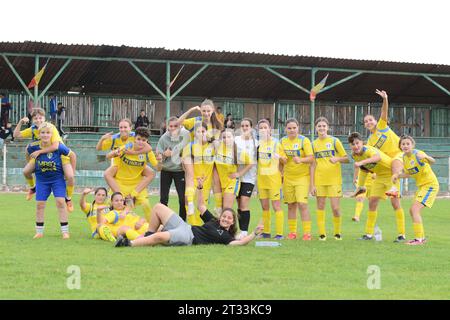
[104,127,161,222]
[14,108,76,211]
[115,176,264,247]
[392,135,439,245]
[28,122,76,239]
[96,192,149,242]
[79,187,109,239]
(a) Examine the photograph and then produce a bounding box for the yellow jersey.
[182,141,215,180]
[82,202,109,235]
[281,135,313,183]
[351,145,393,177]
[257,138,286,189]
[402,150,438,186]
[183,117,221,142]
[312,136,347,186]
[367,118,400,158]
[21,123,62,144]
[114,143,158,184]
[215,142,251,185]
[100,132,136,151]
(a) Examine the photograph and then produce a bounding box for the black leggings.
[160,170,186,221]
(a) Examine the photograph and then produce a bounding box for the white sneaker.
[187,202,195,216]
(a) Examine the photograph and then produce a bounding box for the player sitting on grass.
[105,127,162,222]
[114,176,264,247]
[79,187,109,239]
[348,132,405,242]
[392,135,440,245]
[14,108,76,211]
[96,192,149,242]
[27,122,76,239]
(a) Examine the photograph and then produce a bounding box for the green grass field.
[1,193,449,300]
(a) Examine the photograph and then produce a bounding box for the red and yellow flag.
[310,73,329,102]
[27,62,48,89]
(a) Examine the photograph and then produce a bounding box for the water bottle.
[374,225,382,241]
[255,241,282,247]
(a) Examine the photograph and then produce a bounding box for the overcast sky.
[3,0,449,65]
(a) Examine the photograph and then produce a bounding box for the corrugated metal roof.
[1,41,449,104]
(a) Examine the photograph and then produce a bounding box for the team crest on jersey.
[47,153,53,159]
[294,144,298,149]
[139,154,145,161]
[326,143,331,149]
[410,160,415,165]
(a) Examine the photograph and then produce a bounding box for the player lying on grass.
[114,176,264,247]
[79,187,109,239]
[348,132,406,242]
[392,135,440,245]
[105,127,162,222]
[28,122,76,239]
[96,192,149,242]
[14,108,76,211]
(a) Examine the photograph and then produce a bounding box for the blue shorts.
[36,179,67,201]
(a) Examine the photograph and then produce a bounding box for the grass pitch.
[1,193,449,300]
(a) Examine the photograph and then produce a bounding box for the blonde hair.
[31,108,46,118]
[38,122,53,131]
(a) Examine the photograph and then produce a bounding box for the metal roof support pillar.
[264,67,310,94]
[170,64,209,100]
[38,58,72,100]
[319,72,363,94]
[310,68,317,141]
[128,61,167,99]
[422,75,450,96]
[166,62,171,125]
[1,55,34,99]
[34,55,39,105]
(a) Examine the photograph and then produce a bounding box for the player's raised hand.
[101,131,114,140]
[96,205,109,212]
[20,117,29,124]
[375,89,388,100]
[155,153,163,162]
[82,188,93,195]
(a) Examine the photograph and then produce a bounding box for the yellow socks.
[66,184,74,200]
[288,219,297,234]
[395,208,406,236]
[26,177,35,188]
[302,220,312,235]
[354,201,364,219]
[365,210,378,236]
[263,210,271,234]
[214,193,222,210]
[125,229,140,240]
[413,223,425,240]
[185,187,195,203]
[275,210,284,236]
[333,216,342,235]
[316,210,326,235]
